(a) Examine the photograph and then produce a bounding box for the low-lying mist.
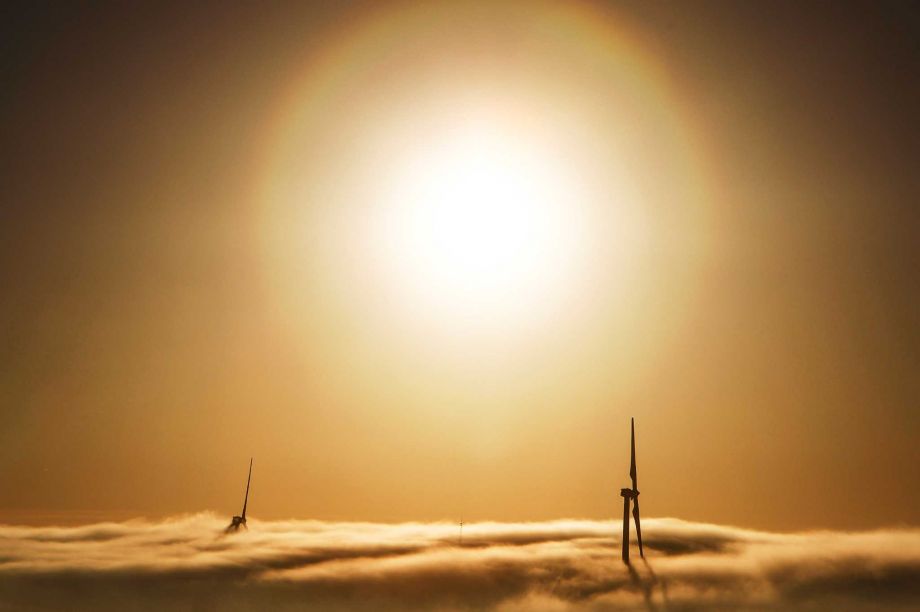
[0,515,918,610]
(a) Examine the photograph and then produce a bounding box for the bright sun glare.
[379,120,585,324]
[264,0,699,357]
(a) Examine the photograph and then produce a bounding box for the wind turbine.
[619,418,644,563]
[226,458,252,533]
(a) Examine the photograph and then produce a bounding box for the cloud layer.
[0,514,918,611]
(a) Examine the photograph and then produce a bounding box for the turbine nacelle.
[226,515,247,532]
[620,487,639,498]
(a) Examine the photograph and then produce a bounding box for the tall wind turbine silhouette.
[226,458,252,533]
[619,418,644,563]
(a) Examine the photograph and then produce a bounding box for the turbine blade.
[632,497,644,558]
[241,458,252,519]
[629,418,637,490]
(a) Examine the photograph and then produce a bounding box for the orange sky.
[1,0,917,530]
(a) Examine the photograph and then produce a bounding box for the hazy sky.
[1,1,917,530]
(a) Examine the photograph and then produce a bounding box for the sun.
[375,118,587,325]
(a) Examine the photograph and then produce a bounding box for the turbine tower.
[226,458,252,533]
[619,418,644,563]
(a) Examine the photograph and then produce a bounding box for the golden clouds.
[1,515,918,610]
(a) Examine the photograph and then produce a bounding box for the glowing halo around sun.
[372,111,599,322]
[257,0,711,355]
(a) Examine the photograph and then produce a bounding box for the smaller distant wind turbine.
[226,458,252,533]
[619,418,644,563]
[458,518,464,546]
